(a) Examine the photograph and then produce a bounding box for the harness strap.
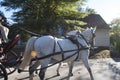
[68,36,84,48]
[53,37,64,60]
[57,41,64,60]
[74,43,80,60]
[53,37,56,53]
[23,49,81,72]
[79,34,89,46]
[67,37,87,61]
[53,36,87,61]
[31,47,89,62]
[40,50,79,70]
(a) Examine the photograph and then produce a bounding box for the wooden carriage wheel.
[0,64,8,80]
[1,34,23,75]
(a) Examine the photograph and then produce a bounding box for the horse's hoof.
[57,73,60,76]
[40,77,44,80]
[18,69,22,73]
[70,73,73,76]
[35,70,38,74]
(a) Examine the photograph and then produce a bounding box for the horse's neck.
[81,31,90,42]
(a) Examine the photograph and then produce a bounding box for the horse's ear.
[93,26,97,32]
[90,27,93,29]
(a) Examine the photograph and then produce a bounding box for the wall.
[94,29,110,47]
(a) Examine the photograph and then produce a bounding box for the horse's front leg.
[57,62,74,78]
[80,51,94,80]
[68,61,74,77]
[56,63,61,76]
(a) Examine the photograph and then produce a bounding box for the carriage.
[0,34,22,80]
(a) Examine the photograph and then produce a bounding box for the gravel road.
[2,58,120,80]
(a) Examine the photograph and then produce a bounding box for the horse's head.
[66,27,96,47]
[81,27,96,47]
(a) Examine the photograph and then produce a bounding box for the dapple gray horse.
[18,27,96,80]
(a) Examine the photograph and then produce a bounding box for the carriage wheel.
[4,50,23,75]
[6,67,16,75]
[0,64,8,80]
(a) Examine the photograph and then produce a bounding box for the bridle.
[90,29,96,48]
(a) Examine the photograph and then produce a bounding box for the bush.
[90,50,111,59]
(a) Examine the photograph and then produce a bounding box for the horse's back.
[56,38,77,51]
[35,35,54,46]
[34,35,55,55]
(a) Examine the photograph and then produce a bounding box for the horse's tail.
[19,36,38,70]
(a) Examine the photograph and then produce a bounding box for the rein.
[31,47,89,62]
[19,46,89,72]
[32,47,89,70]
[33,49,80,71]
[18,47,89,72]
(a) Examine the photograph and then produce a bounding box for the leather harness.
[52,34,89,61]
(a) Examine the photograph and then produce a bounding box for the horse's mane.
[66,30,81,36]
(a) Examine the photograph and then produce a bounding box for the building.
[82,14,111,48]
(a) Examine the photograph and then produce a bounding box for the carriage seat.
[3,34,21,52]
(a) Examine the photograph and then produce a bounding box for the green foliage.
[9,24,31,42]
[90,50,111,59]
[0,11,10,27]
[110,18,120,52]
[0,0,88,34]
[85,7,96,14]
[0,11,6,20]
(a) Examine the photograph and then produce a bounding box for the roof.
[82,14,111,29]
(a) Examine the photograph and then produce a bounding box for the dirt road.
[3,58,120,80]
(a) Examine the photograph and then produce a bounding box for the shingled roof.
[82,14,111,29]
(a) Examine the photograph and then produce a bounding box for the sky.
[1,0,120,24]
[1,7,16,24]
[85,0,120,23]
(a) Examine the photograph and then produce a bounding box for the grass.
[90,50,111,59]
[90,50,120,59]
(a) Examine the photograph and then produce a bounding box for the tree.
[109,18,120,52]
[0,0,88,35]
[85,7,96,14]
[0,11,9,27]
